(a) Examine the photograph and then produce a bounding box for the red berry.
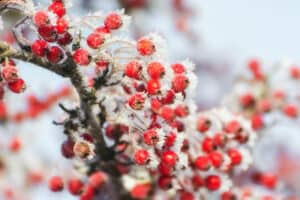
[172,75,189,93]
[158,176,172,190]
[137,38,155,56]
[248,58,260,73]
[290,66,300,79]
[257,99,272,113]
[1,65,18,82]
[134,149,149,165]
[164,132,176,147]
[197,117,211,132]
[205,175,221,191]
[33,11,49,26]
[147,61,165,79]
[48,176,64,192]
[240,93,255,107]
[146,79,160,95]
[57,32,73,45]
[48,2,66,17]
[160,106,175,122]
[130,183,151,199]
[124,61,142,80]
[31,40,48,57]
[283,103,298,118]
[227,148,242,166]
[221,191,236,200]
[128,93,145,110]
[150,98,162,113]
[175,104,189,117]
[87,32,105,49]
[8,78,26,93]
[171,63,185,74]
[61,139,75,158]
[209,151,223,168]
[161,150,177,167]
[56,18,68,34]
[180,191,194,200]
[9,136,22,152]
[224,120,241,134]
[38,25,58,42]
[68,178,84,195]
[259,173,277,189]
[73,49,91,66]
[0,101,7,119]
[158,163,172,176]
[47,46,64,64]
[89,171,107,189]
[202,137,216,153]
[104,13,122,30]
[251,114,264,130]
[192,174,204,188]
[80,185,94,200]
[143,129,159,146]
[194,155,211,171]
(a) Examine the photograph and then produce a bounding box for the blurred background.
[1,0,300,199]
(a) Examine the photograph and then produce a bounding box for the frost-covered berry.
[48,176,64,192]
[146,79,160,95]
[137,38,155,56]
[209,151,223,168]
[56,18,68,34]
[290,66,300,79]
[47,46,64,64]
[282,103,298,118]
[8,78,26,93]
[147,61,165,79]
[205,175,221,191]
[33,11,49,27]
[128,93,145,110]
[1,65,18,82]
[31,40,48,57]
[227,148,242,166]
[61,139,75,159]
[134,149,149,165]
[68,178,84,195]
[197,117,211,132]
[48,1,66,17]
[143,129,159,146]
[124,60,142,80]
[89,171,107,188]
[9,136,22,153]
[38,25,58,42]
[172,75,189,93]
[161,150,177,167]
[160,106,175,122]
[171,63,185,74]
[57,32,73,45]
[194,155,211,170]
[73,49,91,66]
[87,32,105,49]
[104,13,122,30]
[202,137,216,153]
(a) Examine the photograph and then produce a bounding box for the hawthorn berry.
[89,171,107,189]
[68,178,84,195]
[175,104,189,117]
[61,139,75,158]
[159,106,175,122]
[224,120,241,134]
[104,13,122,30]
[172,75,189,93]
[227,148,242,166]
[143,129,159,146]
[202,137,216,153]
[194,155,211,171]
[8,78,26,93]
[33,11,49,27]
[180,191,194,200]
[240,93,255,107]
[95,26,111,34]
[124,61,142,80]
[1,65,18,82]
[251,114,264,130]
[164,132,176,147]
[146,79,160,95]
[137,38,155,56]
[9,136,22,153]
[150,98,162,113]
[192,174,204,188]
[158,163,172,176]
[47,46,64,63]
[162,89,175,104]
[283,103,298,118]
[56,18,68,34]
[158,176,172,190]
[290,66,300,79]
[128,93,145,110]
[209,151,223,168]
[197,117,211,132]
[161,150,177,167]
[31,40,48,57]
[73,49,91,66]
[205,175,221,191]
[57,32,73,45]
[48,176,64,192]
[87,32,105,49]
[48,1,66,17]
[147,61,165,79]
[171,63,185,74]
[38,25,58,42]
[134,149,149,165]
